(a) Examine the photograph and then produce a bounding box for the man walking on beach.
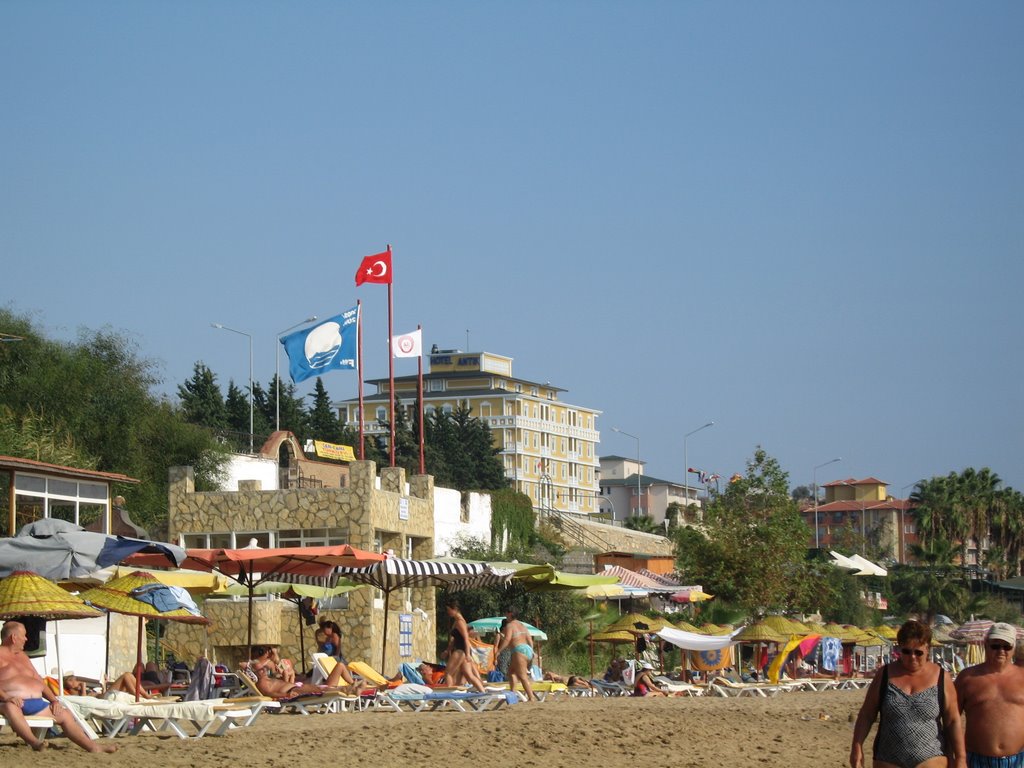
[0,620,116,752]
[955,622,1024,767]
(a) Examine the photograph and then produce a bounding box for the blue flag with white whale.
[280,306,359,383]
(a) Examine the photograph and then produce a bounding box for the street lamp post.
[683,421,715,504]
[275,315,318,432]
[899,481,918,564]
[212,323,253,454]
[813,457,842,550]
[612,427,642,517]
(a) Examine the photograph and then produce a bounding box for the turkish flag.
[354,248,392,286]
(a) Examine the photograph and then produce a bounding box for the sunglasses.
[988,643,1013,652]
[899,648,926,657]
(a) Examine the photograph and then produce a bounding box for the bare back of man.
[956,662,1024,759]
[0,622,116,753]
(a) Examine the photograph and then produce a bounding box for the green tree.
[177,363,226,429]
[0,308,228,534]
[674,447,813,615]
[266,375,309,439]
[306,378,343,443]
[888,539,969,623]
[223,380,250,451]
[624,515,657,533]
[490,488,535,549]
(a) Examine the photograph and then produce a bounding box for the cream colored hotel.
[338,350,602,515]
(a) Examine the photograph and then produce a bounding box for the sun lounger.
[0,712,54,741]
[652,676,707,696]
[478,680,569,701]
[709,677,788,697]
[237,667,360,714]
[63,693,280,739]
[378,683,519,712]
[590,679,631,696]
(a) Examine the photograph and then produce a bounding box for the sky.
[2,2,1022,496]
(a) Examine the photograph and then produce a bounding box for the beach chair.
[237,666,358,714]
[709,676,786,697]
[652,675,707,697]
[63,692,279,739]
[590,679,631,696]
[0,712,54,742]
[378,683,518,713]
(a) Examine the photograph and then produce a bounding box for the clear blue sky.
[3,2,1022,495]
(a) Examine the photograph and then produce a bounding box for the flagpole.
[357,300,365,460]
[417,323,425,475]
[387,244,396,467]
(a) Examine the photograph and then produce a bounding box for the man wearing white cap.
[955,622,1024,767]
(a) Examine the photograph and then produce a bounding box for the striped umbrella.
[334,556,513,664]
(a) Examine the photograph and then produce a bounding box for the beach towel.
[821,637,842,671]
[689,646,733,672]
[186,657,215,701]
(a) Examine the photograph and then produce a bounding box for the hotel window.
[375,406,387,421]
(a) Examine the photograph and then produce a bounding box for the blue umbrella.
[468,617,547,641]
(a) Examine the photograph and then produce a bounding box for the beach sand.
[2,689,866,767]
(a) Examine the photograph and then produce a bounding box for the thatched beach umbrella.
[0,570,103,683]
[79,570,210,700]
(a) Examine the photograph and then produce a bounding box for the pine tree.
[177,362,226,429]
[306,378,342,442]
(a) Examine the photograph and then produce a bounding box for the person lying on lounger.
[246,652,369,698]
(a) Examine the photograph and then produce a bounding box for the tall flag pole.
[417,324,424,475]
[393,327,424,474]
[386,245,395,467]
[357,299,364,460]
[354,246,394,463]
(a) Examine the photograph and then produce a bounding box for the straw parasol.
[732,622,788,644]
[760,615,808,637]
[872,624,899,641]
[0,571,103,620]
[674,618,701,632]
[607,613,672,634]
[0,570,104,683]
[79,570,210,700]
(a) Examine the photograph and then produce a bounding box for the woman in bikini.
[441,599,487,692]
[850,619,966,768]
[495,607,538,702]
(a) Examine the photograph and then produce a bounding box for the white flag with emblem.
[392,328,422,359]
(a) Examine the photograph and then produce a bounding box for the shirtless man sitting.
[955,622,1024,768]
[0,621,117,753]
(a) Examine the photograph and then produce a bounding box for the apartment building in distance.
[336,349,602,516]
[802,476,917,563]
[598,454,703,528]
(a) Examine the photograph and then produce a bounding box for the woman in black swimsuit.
[441,599,486,692]
[850,620,966,768]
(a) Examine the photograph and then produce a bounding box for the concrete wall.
[433,488,492,556]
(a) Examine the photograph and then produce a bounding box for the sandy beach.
[2,689,867,768]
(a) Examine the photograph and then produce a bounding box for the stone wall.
[577,519,674,555]
[162,461,437,673]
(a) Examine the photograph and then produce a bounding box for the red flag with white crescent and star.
[355,247,392,286]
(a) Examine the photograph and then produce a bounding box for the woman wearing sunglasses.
[851,619,966,768]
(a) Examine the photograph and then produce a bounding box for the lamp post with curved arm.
[683,421,714,504]
[212,323,253,454]
[813,457,842,550]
